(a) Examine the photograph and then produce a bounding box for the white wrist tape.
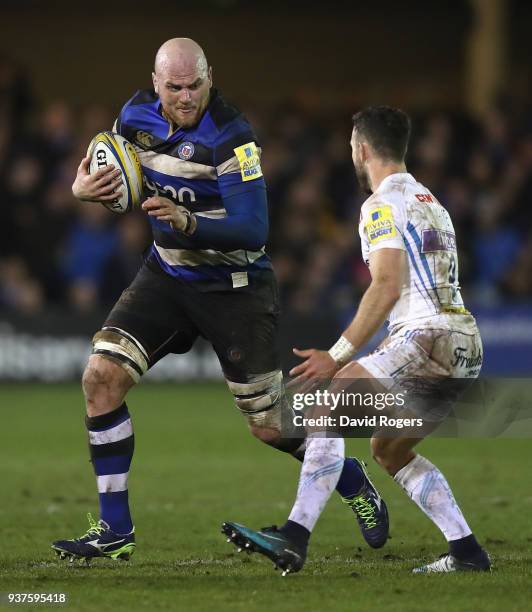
[328,336,356,365]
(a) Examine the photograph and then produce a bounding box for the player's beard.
[166,92,210,129]
[164,105,199,129]
[175,107,199,127]
[354,158,372,194]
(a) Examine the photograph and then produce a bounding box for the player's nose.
[179,88,192,103]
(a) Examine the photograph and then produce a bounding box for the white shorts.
[357,315,483,419]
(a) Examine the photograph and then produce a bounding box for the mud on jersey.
[359,173,468,329]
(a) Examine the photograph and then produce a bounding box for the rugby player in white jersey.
[223,106,490,575]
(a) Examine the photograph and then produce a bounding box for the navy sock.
[335,457,367,498]
[449,534,482,560]
[280,520,310,549]
[86,403,134,535]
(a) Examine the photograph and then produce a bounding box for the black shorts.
[102,262,281,382]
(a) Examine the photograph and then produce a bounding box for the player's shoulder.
[116,89,159,130]
[361,176,412,219]
[207,90,260,166]
[119,89,159,118]
[359,188,408,237]
[208,90,258,143]
[208,90,245,131]
[361,190,403,215]
[377,174,412,204]
[115,89,169,149]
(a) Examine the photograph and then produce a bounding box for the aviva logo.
[365,205,396,244]
[234,142,263,182]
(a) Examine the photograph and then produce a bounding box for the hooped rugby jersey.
[359,173,468,329]
[114,88,272,290]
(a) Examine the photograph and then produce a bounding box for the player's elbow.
[372,279,402,305]
[241,218,268,250]
[383,285,402,306]
[386,284,402,303]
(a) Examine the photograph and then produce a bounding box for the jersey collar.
[375,172,416,193]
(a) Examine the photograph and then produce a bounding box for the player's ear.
[152,72,159,94]
[360,141,370,163]
[207,66,213,87]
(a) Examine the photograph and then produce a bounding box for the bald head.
[152,37,212,129]
[154,38,208,80]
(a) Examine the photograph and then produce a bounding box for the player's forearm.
[191,187,269,251]
[192,214,268,251]
[329,281,399,365]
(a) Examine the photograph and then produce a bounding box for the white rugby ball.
[87,131,144,214]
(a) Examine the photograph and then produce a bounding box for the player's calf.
[390,452,490,573]
[371,436,417,476]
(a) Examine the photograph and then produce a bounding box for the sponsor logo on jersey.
[365,205,396,244]
[234,142,263,182]
[177,142,195,160]
[135,130,153,148]
[415,193,434,203]
[421,229,457,252]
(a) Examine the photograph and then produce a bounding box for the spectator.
[0,61,531,319]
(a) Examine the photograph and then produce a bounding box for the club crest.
[178,141,195,160]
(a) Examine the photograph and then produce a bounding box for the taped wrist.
[172,208,196,235]
[328,336,355,366]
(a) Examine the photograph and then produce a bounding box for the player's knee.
[82,356,132,416]
[226,370,284,433]
[92,327,149,383]
[227,370,304,454]
[227,370,283,415]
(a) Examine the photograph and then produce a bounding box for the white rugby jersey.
[359,172,467,329]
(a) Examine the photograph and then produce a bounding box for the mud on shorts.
[357,314,483,421]
[101,261,281,383]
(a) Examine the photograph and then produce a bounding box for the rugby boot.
[52,513,135,564]
[222,521,306,576]
[342,458,389,548]
[413,549,491,573]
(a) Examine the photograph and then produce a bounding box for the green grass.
[1,383,531,611]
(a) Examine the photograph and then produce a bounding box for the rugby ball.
[87,132,144,214]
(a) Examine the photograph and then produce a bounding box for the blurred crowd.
[1,55,531,319]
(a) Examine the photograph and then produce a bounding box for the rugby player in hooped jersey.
[223,107,491,575]
[51,39,390,563]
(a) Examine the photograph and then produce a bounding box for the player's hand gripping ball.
[84,132,144,214]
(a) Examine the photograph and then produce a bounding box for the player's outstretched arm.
[289,248,405,383]
[72,156,123,203]
[337,247,404,352]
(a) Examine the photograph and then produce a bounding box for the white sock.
[394,454,472,541]
[288,434,345,532]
